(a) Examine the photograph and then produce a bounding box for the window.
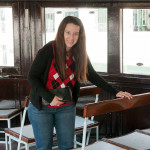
[45,8,107,72]
[122,9,150,75]
[0,7,14,66]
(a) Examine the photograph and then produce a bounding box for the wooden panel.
[0,78,18,101]
[12,2,21,72]
[30,2,43,61]
[18,79,31,105]
[122,105,150,134]
[0,77,30,108]
[108,6,120,74]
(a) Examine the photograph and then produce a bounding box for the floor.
[0,142,59,150]
[0,135,58,150]
[0,135,96,150]
[0,141,34,150]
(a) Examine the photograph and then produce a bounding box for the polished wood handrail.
[83,92,150,117]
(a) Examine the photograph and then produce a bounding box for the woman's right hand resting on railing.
[116,91,133,100]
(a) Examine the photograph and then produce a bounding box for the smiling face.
[64,23,80,52]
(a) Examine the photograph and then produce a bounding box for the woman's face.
[64,23,80,52]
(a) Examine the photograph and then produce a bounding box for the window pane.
[45,8,107,72]
[122,9,150,75]
[0,8,14,66]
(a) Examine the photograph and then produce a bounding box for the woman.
[28,16,133,150]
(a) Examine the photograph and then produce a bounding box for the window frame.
[41,2,150,79]
[120,6,150,78]
[0,2,20,75]
[43,6,108,72]
[0,1,150,79]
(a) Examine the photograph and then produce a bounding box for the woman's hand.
[50,96,64,106]
[116,91,133,100]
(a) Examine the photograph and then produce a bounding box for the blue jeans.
[28,102,76,150]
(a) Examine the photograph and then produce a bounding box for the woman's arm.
[87,57,119,95]
[28,44,55,103]
[87,57,133,99]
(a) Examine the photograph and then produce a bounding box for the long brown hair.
[55,16,87,83]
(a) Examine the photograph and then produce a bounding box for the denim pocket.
[28,102,40,115]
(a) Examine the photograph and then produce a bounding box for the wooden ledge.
[83,92,150,117]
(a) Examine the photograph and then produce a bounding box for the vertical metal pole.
[82,117,88,150]
[17,107,28,150]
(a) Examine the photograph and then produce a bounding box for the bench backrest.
[83,92,150,117]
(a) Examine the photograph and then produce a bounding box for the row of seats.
[1,86,100,150]
[74,129,150,150]
[0,108,22,144]
[73,92,150,150]
[1,87,150,150]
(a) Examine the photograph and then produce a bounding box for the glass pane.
[122,9,150,75]
[45,8,107,72]
[0,8,14,66]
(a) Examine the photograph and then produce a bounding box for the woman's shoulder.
[43,40,55,51]
[38,40,55,55]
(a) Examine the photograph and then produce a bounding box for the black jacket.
[28,41,119,110]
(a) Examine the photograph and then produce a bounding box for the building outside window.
[45,8,107,72]
[122,9,150,75]
[133,9,150,31]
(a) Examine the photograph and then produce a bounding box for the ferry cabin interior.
[0,0,150,149]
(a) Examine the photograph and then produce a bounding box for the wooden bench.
[73,92,150,150]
